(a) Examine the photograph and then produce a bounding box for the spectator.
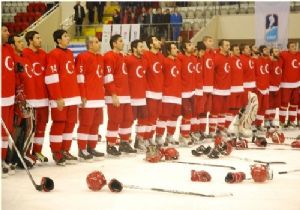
[138,7,150,40]
[122,8,130,24]
[153,7,164,39]
[129,13,137,24]
[148,8,154,35]
[86,2,95,24]
[170,7,182,41]
[112,9,121,24]
[163,9,171,39]
[96,2,105,23]
[74,2,85,36]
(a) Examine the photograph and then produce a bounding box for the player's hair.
[239,43,249,53]
[197,41,206,51]
[287,41,296,49]
[230,44,239,51]
[202,35,212,42]
[25,31,39,46]
[269,48,274,56]
[259,45,267,54]
[181,39,191,52]
[53,29,67,44]
[131,39,142,51]
[218,39,228,47]
[109,34,122,49]
[146,35,156,49]
[165,42,176,55]
[85,36,99,49]
[8,34,19,45]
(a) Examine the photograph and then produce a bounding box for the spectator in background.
[113,9,121,24]
[122,8,130,24]
[153,7,164,39]
[96,2,105,24]
[148,8,154,35]
[130,13,137,24]
[138,7,149,40]
[170,7,182,41]
[86,2,95,24]
[74,2,85,37]
[163,8,171,39]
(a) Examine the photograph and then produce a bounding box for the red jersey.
[229,55,244,93]
[125,54,147,106]
[269,58,283,92]
[162,56,182,104]
[213,52,231,96]
[255,56,270,94]
[75,51,105,108]
[177,53,196,98]
[15,54,37,106]
[1,44,15,106]
[45,47,81,107]
[103,51,130,104]
[240,54,256,89]
[143,50,164,100]
[280,51,300,88]
[195,56,204,96]
[202,49,215,93]
[22,48,48,107]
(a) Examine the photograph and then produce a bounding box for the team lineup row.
[1,26,300,175]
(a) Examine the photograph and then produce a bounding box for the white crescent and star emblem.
[153,62,161,74]
[260,65,265,75]
[224,63,230,73]
[187,62,194,74]
[65,61,74,74]
[205,58,213,69]
[32,62,44,76]
[274,66,282,75]
[291,59,299,69]
[5,56,14,71]
[249,60,254,69]
[96,65,102,78]
[135,66,144,78]
[195,63,201,73]
[265,64,269,73]
[24,64,32,78]
[236,59,242,69]
[122,63,127,75]
[170,66,178,77]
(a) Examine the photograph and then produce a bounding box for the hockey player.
[8,34,37,168]
[279,42,300,128]
[104,34,136,156]
[265,48,282,127]
[254,45,270,131]
[125,39,148,152]
[190,41,205,142]
[143,36,164,145]
[177,40,196,146]
[23,31,49,163]
[201,36,215,138]
[45,29,81,165]
[1,25,16,177]
[75,36,105,161]
[211,39,231,135]
[155,42,181,146]
[227,44,244,134]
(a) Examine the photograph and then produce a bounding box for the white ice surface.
[2,115,300,210]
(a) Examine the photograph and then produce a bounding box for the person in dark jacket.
[74,2,85,36]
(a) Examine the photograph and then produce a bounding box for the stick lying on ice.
[278,169,300,174]
[230,156,286,164]
[170,160,236,170]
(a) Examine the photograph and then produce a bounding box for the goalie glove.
[191,170,211,182]
[253,136,267,147]
[108,179,123,192]
[235,139,248,149]
[291,140,300,148]
[225,172,246,183]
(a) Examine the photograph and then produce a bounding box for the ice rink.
[2,118,300,210]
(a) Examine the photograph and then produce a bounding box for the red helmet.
[164,147,179,160]
[250,164,272,182]
[268,130,285,144]
[86,171,107,191]
[191,170,211,182]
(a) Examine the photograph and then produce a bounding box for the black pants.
[75,18,83,36]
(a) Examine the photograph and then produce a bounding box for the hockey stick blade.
[1,119,54,192]
[125,185,233,197]
[278,169,300,174]
[171,161,236,170]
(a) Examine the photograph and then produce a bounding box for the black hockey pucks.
[40,177,54,192]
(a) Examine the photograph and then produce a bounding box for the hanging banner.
[101,24,112,54]
[112,24,121,36]
[130,24,141,42]
[121,24,131,53]
[255,2,290,49]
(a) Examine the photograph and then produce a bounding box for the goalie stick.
[1,119,54,192]
[230,156,286,164]
[278,169,300,174]
[124,184,233,197]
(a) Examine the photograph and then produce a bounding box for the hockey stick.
[230,156,286,164]
[1,119,54,192]
[278,169,300,174]
[124,184,233,197]
[170,160,236,170]
[240,147,300,151]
